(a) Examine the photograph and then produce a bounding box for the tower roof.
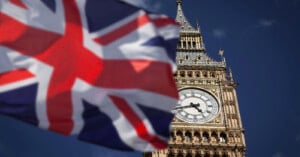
[176,0,198,32]
[175,0,226,68]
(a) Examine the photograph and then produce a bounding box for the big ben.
[144,0,246,157]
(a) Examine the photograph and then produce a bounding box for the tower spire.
[175,0,197,32]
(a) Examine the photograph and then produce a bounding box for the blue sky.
[1,0,300,157]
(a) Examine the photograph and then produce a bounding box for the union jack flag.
[0,0,179,151]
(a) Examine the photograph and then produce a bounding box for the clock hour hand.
[190,103,202,113]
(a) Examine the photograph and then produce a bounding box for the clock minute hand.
[174,104,197,110]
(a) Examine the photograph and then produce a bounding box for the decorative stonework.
[176,52,226,68]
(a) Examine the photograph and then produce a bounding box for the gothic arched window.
[220,132,227,143]
[192,41,196,48]
[188,71,193,77]
[176,131,183,143]
[193,131,200,143]
[180,71,185,77]
[195,71,200,77]
[203,71,208,78]
[202,132,209,142]
[185,131,192,143]
[211,72,216,78]
[183,41,186,48]
[211,131,218,143]
[189,41,192,48]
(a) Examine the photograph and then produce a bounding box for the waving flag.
[0,0,179,152]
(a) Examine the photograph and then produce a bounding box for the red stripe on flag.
[152,17,179,28]
[94,13,151,45]
[93,60,178,99]
[46,0,85,135]
[0,13,61,56]
[109,95,168,149]
[0,69,34,86]
[9,0,28,9]
[94,14,178,46]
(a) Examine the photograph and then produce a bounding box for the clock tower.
[144,0,246,157]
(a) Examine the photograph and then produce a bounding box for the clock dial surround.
[174,88,219,124]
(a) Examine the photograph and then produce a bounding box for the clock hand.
[174,105,193,110]
[174,103,200,110]
[190,103,202,113]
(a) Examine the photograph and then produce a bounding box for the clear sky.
[1,0,300,157]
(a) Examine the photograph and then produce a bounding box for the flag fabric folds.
[0,0,179,152]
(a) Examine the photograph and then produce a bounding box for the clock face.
[174,88,219,124]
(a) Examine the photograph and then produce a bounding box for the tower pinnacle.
[175,0,197,32]
[176,0,182,5]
